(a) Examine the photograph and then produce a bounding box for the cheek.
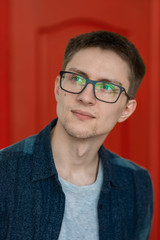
[99,104,125,129]
[56,92,71,114]
[57,91,67,105]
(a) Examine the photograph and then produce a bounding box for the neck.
[50,119,105,185]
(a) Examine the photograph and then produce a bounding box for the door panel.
[35,20,127,130]
[9,0,151,164]
[1,0,159,238]
[0,0,10,148]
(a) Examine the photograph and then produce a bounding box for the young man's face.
[55,47,136,140]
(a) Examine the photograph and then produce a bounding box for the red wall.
[0,0,10,148]
[0,0,159,238]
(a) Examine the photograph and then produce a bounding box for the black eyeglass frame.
[59,71,131,103]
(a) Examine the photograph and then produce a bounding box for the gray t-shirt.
[58,161,103,240]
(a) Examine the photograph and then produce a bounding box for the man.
[0,31,153,240]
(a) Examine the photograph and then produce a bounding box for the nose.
[76,83,96,105]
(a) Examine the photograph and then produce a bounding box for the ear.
[118,99,137,123]
[54,76,60,102]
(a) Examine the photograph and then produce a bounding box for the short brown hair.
[62,31,145,98]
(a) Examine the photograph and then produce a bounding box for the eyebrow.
[67,67,122,86]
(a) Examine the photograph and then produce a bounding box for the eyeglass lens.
[61,72,121,103]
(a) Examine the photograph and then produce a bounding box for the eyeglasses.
[59,71,131,103]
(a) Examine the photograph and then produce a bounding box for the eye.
[73,75,86,86]
[76,76,83,83]
[96,82,115,91]
[69,75,82,83]
[104,83,115,91]
[96,82,119,94]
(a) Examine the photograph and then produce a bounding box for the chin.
[64,125,97,139]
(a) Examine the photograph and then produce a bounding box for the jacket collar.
[99,145,119,192]
[31,119,118,191]
[31,119,58,182]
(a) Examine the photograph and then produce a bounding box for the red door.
[1,0,160,238]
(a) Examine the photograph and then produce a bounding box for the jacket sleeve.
[0,170,14,239]
[134,169,154,240]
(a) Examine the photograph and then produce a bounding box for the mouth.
[71,110,95,120]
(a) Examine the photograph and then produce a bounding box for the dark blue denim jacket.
[0,119,153,240]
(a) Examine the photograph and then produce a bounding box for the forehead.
[65,47,130,89]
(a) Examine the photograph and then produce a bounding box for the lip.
[71,110,95,120]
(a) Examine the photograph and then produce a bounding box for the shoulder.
[0,134,37,157]
[100,146,153,197]
[0,135,37,181]
[101,145,151,174]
